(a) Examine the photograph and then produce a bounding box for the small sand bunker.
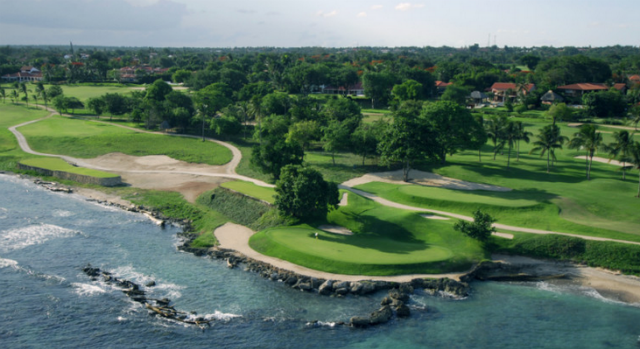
[338,193,348,206]
[342,169,511,192]
[134,155,180,166]
[492,232,514,239]
[421,214,450,221]
[318,225,353,236]
[567,123,583,128]
[575,156,625,167]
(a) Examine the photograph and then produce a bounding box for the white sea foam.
[186,311,241,322]
[112,265,185,299]
[72,282,106,296]
[0,207,7,219]
[52,210,74,217]
[0,257,18,269]
[306,321,336,328]
[117,316,127,322]
[0,224,84,251]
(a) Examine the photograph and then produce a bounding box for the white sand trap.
[568,123,583,128]
[492,232,514,239]
[421,214,450,220]
[575,156,626,167]
[317,225,353,235]
[342,169,511,192]
[133,155,181,166]
[338,193,348,206]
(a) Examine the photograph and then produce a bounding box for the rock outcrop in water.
[82,264,212,328]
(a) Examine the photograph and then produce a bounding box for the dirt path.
[214,223,470,282]
[9,105,272,202]
[575,155,626,167]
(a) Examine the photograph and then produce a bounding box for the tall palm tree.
[629,106,640,131]
[11,89,19,104]
[605,130,634,180]
[630,142,640,197]
[0,87,5,103]
[530,124,567,173]
[236,101,251,139]
[568,124,603,180]
[249,97,264,144]
[503,121,518,169]
[39,89,48,108]
[20,83,28,107]
[514,121,532,161]
[485,115,507,160]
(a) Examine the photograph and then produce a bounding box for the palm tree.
[20,83,28,107]
[11,90,19,104]
[249,97,264,144]
[40,89,48,108]
[514,121,532,162]
[605,130,634,180]
[630,142,640,197]
[503,121,518,169]
[629,106,640,131]
[485,115,507,160]
[568,124,603,180]
[236,101,251,139]
[530,124,567,173]
[0,87,5,103]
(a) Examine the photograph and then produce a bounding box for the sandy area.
[493,254,640,304]
[492,232,514,239]
[338,192,348,206]
[214,223,470,282]
[317,225,353,235]
[575,155,626,167]
[421,214,450,220]
[341,169,511,192]
[81,153,230,174]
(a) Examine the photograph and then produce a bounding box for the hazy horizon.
[0,0,638,48]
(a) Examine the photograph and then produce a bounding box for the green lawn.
[0,104,50,171]
[19,116,233,165]
[221,180,276,203]
[19,158,119,178]
[249,192,486,275]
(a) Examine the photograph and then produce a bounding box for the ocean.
[1,174,639,349]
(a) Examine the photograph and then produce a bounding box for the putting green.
[260,226,452,265]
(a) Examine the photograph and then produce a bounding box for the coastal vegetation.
[19,157,119,178]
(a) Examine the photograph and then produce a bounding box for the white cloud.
[395,3,424,11]
[357,12,367,17]
[317,10,338,17]
[371,5,383,10]
[124,0,159,7]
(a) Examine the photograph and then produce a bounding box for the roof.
[435,81,452,87]
[490,82,535,92]
[540,90,564,102]
[557,83,608,91]
[612,83,627,91]
[470,91,488,99]
[628,75,640,81]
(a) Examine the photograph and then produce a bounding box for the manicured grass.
[59,84,136,103]
[0,104,50,171]
[361,108,392,114]
[19,116,233,165]
[19,157,119,178]
[221,180,276,203]
[249,192,486,275]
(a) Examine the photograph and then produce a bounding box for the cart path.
[10,105,640,249]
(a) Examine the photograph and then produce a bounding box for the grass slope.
[249,192,486,275]
[19,116,233,165]
[0,104,50,171]
[20,158,119,178]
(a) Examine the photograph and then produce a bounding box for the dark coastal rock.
[318,280,334,295]
[333,281,350,290]
[145,281,156,287]
[395,303,411,318]
[389,289,410,302]
[335,287,349,295]
[349,316,370,328]
[369,306,393,325]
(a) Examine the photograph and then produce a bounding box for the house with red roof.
[1,66,43,82]
[490,82,535,102]
[557,83,625,97]
[435,81,452,95]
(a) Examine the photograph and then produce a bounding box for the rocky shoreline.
[27,175,625,328]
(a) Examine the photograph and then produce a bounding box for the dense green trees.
[274,164,339,220]
[453,210,496,242]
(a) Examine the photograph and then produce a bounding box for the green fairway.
[221,181,276,203]
[59,85,137,103]
[19,116,233,165]
[249,192,486,275]
[0,104,50,171]
[20,157,119,178]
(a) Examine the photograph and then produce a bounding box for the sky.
[0,0,638,48]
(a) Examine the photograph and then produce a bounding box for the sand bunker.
[82,152,229,174]
[317,225,353,235]
[421,214,450,221]
[338,193,348,206]
[575,156,626,167]
[342,169,511,192]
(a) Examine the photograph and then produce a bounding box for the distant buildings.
[1,66,43,82]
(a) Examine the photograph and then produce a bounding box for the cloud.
[316,10,338,18]
[357,12,367,17]
[371,5,383,10]
[0,0,187,31]
[395,3,424,11]
[237,9,257,14]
